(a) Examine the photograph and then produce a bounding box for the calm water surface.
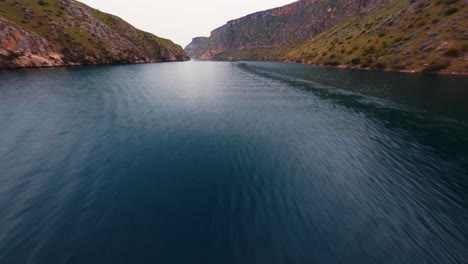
[0,61,467,264]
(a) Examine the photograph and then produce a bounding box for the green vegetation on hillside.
[91,9,182,55]
[190,0,467,74]
[0,0,188,66]
[285,0,468,73]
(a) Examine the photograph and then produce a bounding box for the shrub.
[393,37,403,44]
[444,48,459,57]
[363,45,375,55]
[350,57,361,65]
[305,53,316,59]
[444,8,458,16]
[374,63,386,69]
[462,44,468,52]
[392,64,407,70]
[325,61,340,66]
[0,51,22,61]
[423,60,450,72]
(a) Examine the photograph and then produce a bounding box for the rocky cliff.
[186,0,390,59]
[0,0,189,68]
[186,0,468,74]
[184,37,208,58]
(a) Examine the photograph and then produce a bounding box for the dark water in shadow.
[0,61,467,264]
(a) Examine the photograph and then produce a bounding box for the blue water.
[0,61,467,264]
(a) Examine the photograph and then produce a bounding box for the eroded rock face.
[184,37,208,58]
[188,0,390,59]
[0,17,63,67]
[0,0,189,68]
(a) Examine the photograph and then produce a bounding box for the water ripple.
[0,62,467,264]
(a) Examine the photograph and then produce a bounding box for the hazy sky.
[79,0,296,47]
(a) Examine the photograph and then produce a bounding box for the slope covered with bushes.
[0,0,189,68]
[186,0,468,74]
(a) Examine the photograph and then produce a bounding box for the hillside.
[186,0,468,74]
[0,0,189,68]
[184,37,208,57]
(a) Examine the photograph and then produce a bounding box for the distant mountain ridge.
[186,0,468,74]
[0,0,189,68]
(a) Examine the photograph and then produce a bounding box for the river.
[0,61,467,263]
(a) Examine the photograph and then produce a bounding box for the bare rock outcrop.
[0,17,63,67]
